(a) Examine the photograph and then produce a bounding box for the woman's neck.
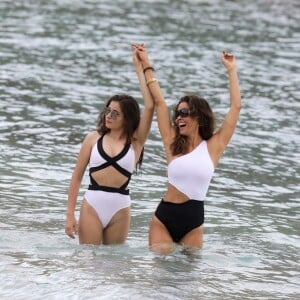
[107,129,126,141]
[187,133,202,151]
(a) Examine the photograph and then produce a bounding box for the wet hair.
[96,94,143,168]
[170,95,216,156]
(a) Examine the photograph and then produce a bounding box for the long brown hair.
[170,95,215,155]
[96,94,143,168]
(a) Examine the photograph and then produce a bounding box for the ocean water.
[0,0,299,299]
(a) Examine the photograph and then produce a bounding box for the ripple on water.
[1,0,300,299]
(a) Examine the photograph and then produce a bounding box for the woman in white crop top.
[64,45,154,245]
[135,45,242,254]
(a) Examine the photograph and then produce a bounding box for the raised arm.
[134,45,175,152]
[209,51,242,165]
[132,44,154,149]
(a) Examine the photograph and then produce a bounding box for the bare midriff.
[163,183,190,203]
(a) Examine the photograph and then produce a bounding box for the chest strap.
[89,136,132,191]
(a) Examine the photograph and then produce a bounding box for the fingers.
[222,50,234,60]
[132,43,147,64]
[132,43,145,50]
[132,44,143,56]
[223,50,233,56]
[65,226,76,239]
[132,43,146,55]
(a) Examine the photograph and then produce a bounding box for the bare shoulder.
[83,130,101,147]
[206,133,224,167]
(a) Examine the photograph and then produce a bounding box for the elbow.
[153,96,164,106]
[232,99,242,111]
[144,101,155,110]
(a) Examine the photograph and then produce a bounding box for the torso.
[164,141,215,203]
[89,133,135,189]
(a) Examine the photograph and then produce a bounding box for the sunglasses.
[174,108,190,118]
[104,107,121,120]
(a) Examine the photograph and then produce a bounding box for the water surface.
[0,0,299,299]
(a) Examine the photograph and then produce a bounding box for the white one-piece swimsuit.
[84,135,135,228]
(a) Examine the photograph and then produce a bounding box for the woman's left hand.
[222,50,237,72]
[132,43,144,73]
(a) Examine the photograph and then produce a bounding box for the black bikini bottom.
[155,199,204,243]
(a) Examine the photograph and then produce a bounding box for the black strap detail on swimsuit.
[88,136,132,193]
[88,184,129,195]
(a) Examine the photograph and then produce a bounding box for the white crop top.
[168,141,214,200]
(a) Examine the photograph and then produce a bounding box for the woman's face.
[175,102,198,136]
[105,101,124,130]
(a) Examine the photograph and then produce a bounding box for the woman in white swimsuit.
[136,45,241,254]
[65,45,154,245]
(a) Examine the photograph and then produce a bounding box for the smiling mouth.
[178,122,186,128]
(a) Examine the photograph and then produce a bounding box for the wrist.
[227,67,237,75]
[143,66,155,74]
[141,60,151,68]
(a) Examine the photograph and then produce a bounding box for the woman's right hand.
[132,44,151,66]
[65,213,78,239]
[132,44,143,73]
